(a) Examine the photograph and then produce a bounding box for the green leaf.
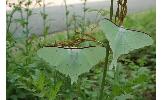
[37,47,105,84]
[114,94,134,100]
[47,81,62,100]
[99,19,153,70]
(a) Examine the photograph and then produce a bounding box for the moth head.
[119,26,126,33]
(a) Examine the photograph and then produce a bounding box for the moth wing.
[37,47,67,66]
[110,28,153,70]
[99,19,119,44]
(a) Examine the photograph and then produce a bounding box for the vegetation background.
[6,0,155,99]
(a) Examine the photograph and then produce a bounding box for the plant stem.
[110,0,113,20]
[112,66,119,97]
[7,10,15,34]
[25,0,30,37]
[64,0,70,39]
[98,0,113,99]
[99,44,110,100]
[25,0,31,65]
[73,13,77,34]
[82,0,87,34]
[43,0,46,37]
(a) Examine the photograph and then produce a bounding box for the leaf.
[32,70,46,92]
[48,81,62,100]
[37,47,105,84]
[114,94,134,100]
[99,19,153,70]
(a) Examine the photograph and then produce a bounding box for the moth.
[37,46,105,84]
[99,18,153,70]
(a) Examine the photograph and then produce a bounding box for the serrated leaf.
[99,19,153,70]
[37,47,105,84]
[48,81,62,100]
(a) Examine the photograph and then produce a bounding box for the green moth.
[99,19,153,70]
[37,47,105,84]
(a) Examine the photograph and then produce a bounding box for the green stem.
[7,10,15,34]
[64,0,70,39]
[25,0,30,65]
[43,0,46,37]
[112,66,119,97]
[25,0,30,37]
[82,0,87,34]
[99,44,110,100]
[110,0,113,20]
[98,0,113,99]
[73,14,77,34]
